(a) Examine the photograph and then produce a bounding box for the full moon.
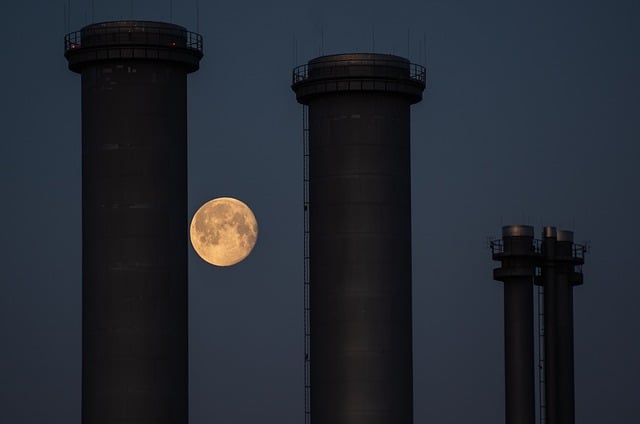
[190,197,258,266]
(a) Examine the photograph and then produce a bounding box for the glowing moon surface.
[190,197,258,266]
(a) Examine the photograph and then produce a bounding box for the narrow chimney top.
[502,225,534,237]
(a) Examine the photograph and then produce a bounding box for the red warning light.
[168,42,176,47]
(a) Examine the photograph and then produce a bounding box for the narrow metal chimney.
[539,228,584,424]
[491,225,538,424]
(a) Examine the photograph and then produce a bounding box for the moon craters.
[190,197,258,266]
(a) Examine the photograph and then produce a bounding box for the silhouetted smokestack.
[64,21,202,423]
[539,228,584,424]
[491,225,538,424]
[292,53,425,424]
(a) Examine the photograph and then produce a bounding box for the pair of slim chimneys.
[492,225,586,424]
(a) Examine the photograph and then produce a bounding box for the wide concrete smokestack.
[64,21,202,423]
[292,53,425,424]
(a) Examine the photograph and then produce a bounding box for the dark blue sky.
[1,0,638,423]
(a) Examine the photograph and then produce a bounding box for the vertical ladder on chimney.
[537,283,546,424]
[302,105,311,424]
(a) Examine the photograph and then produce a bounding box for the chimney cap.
[502,225,534,237]
[557,230,574,242]
[543,226,557,238]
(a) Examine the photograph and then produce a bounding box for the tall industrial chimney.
[64,21,202,423]
[539,228,584,424]
[540,227,559,424]
[491,225,538,424]
[292,54,425,424]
